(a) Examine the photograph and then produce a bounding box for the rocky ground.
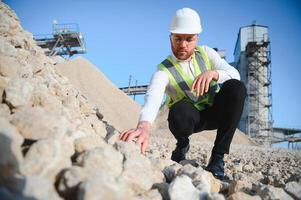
[147,136,301,199]
[0,2,301,200]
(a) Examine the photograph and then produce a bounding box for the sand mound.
[55,57,140,131]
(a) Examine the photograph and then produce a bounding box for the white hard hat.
[169,8,202,34]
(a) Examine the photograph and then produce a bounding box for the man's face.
[170,34,198,60]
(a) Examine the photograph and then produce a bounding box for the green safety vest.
[157,46,220,111]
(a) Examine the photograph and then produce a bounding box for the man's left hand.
[191,70,219,96]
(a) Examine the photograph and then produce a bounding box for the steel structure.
[34,22,86,57]
[272,127,301,150]
[245,40,272,143]
[234,24,273,145]
[119,85,148,95]
[119,75,147,100]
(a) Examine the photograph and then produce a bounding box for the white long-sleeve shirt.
[139,45,240,124]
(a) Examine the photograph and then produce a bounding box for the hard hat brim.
[169,28,202,34]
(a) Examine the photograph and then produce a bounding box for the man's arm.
[203,45,240,83]
[119,70,168,154]
[191,46,240,96]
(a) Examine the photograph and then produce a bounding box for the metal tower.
[233,24,273,145]
[34,21,86,57]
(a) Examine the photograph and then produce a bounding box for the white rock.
[76,143,123,178]
[285,181,301,200]
[116,141,154,194]
[0,55,21,77]
[78,171,133,200]
[74,135,106,154]
[177,164,198,178]
[168,175,200,200]
[21,138,73,182]
[22,176,61,200]
[0,36,17,56]
[18,63,33,79]
[30,80,63,113]
[85,114,107,138]
[0,117,23,180]
[26,54,46,74]
[11,106,68,140]
[4,77,33,108]
[57,166,87,200]
[163,163,182,183]
[177,166,220,193]
[120,154,154,194]
[0,12,20,37]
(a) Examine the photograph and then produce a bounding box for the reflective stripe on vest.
[158,46,219,110]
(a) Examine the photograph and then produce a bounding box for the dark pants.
[168,79,247,155]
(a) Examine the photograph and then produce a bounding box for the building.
[232,24,273,145]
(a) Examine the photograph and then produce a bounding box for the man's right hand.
[119,121,151,154]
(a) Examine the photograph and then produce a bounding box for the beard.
[171,43,195,61]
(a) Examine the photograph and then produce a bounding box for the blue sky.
[4,0,301,130]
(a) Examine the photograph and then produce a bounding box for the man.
[120,8,246,180]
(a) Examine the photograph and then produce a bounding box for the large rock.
[0,117,23,181]
[285,181,301,200]
[4,77,33,108]
[76,143,123,178]
[0,36,18,57]
[168,175,200,200]
[11,106,69,140]
[21,138,74,182]
[0,3,21,37]
[0,55,22,77]
[30,79,64,113]
[147,158,166,185]
[57,166,88,200]
[21,176,61,200]
[85,114,107,138]
[177,164,220,193]
[78,171,133,200]
[74,135,106,154]
[115,141,155,194]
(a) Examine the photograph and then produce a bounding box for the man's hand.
[191,70,219,96]
[119,121,151,154]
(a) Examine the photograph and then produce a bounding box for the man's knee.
[168,101,196,135]
[222,79,247,101]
